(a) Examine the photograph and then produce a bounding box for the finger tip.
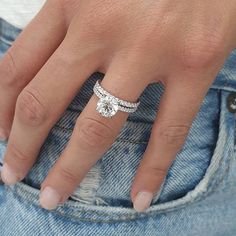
[133,191,153,213]
[39,186,61,210]
[0,127,9,142]
[1,163,19,185]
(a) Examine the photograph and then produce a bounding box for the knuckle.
[16,88,48,126]
[58,166,78,184]
[0,50,21,88]
[72,3,120,40]
[149,166,167,179]
[55,0,79,16]
[158,124,190,148]
[52,49,83,71]
[181,34,224,70]
[78,117,114,149]
[8,142,30,163]
[56,0,76,8]
[46,0,78,27]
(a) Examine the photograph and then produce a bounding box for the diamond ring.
[93,80,140,118]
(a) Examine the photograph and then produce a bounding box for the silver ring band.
[93,80,140,118]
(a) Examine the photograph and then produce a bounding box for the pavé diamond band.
[93,80,140,118]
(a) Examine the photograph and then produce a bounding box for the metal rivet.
[227,92,236,113]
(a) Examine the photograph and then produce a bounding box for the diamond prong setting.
[96,96,119,118]
[93,80,140,118]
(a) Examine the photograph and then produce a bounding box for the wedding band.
[93,80,140,118]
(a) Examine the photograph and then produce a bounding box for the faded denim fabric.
[0,18,236,236]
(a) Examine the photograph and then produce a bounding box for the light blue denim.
[0,18,236,236]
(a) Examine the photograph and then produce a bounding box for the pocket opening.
[2,89,234,223]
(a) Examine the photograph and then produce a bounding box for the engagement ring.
[93,80,140,118]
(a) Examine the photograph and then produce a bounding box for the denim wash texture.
[0,18,236,236]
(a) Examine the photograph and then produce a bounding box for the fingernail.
[0,127,8,141]
[0,173,4,185]
[1,163,18,185]
[133,191,153,212]
[40,187,61,210]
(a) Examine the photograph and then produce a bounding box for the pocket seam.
[4,152,231,226]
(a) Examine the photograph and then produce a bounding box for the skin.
[0,0,236,211]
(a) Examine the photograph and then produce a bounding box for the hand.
[0,0,235,212]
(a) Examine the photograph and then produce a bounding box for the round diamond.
[96,96,119,118]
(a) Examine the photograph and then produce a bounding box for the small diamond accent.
[96,96,119,118]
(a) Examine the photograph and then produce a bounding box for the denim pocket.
[1,87,234,223]
[150,89,234,206]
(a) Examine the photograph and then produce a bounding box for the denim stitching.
[53,149,234,222]
[5,153,231,225]
[5,135,231,223]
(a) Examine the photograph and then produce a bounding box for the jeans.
[0,18,236,236]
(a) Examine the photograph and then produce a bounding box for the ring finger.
[39,56,148,210]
